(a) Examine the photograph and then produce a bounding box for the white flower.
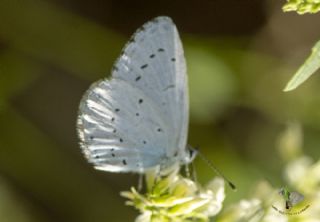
[121,167,225,222]
[216,198,263,222]
[285,156,320,195]
[216,182,288,222]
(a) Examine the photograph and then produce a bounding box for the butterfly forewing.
[289,191,304,206]
[112,17,188,157]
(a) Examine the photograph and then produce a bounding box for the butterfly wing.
[78,79,171,172]
[112,17,188,158]
[77,17,188,172]
[289,191,304,206]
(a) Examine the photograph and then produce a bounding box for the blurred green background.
[1,0,320,221]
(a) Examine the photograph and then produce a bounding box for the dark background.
[1,0,320,221]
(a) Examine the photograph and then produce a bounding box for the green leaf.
[284,40,320,92]
[283,0,320,14]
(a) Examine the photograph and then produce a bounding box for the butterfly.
[77,16,196,174]
[279,187,304,210]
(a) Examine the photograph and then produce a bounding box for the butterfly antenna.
[194,147,236,190]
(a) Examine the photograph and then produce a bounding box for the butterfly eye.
[185,147,197,163]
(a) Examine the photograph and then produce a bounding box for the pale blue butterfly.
[77,16,196,173]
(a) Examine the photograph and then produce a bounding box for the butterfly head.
[279,187,291,201]
[181,146,198,165]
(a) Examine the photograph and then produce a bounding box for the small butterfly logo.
[278,187,304,210]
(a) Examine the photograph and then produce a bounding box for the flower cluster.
[283,0,320,14]
[121,167,225,222]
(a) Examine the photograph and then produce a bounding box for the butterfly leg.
[190,161,198,183]
[137,173,144,191]
[184,163,190,178]
[150,165,162,193]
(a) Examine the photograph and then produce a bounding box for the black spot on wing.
[120,138,123,143]
[158,48,165,52]
[95,93,102,99]
[138,99,143,104]
[115,108,120,112]
[122,159,127,165]
[140,64,148,69]
[171,58,176,62]
[149,54,155,58]
[135,76,141,81]
[93,154,99,159]
[163,84,175,91]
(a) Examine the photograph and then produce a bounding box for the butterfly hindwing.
[78,79,172,172]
